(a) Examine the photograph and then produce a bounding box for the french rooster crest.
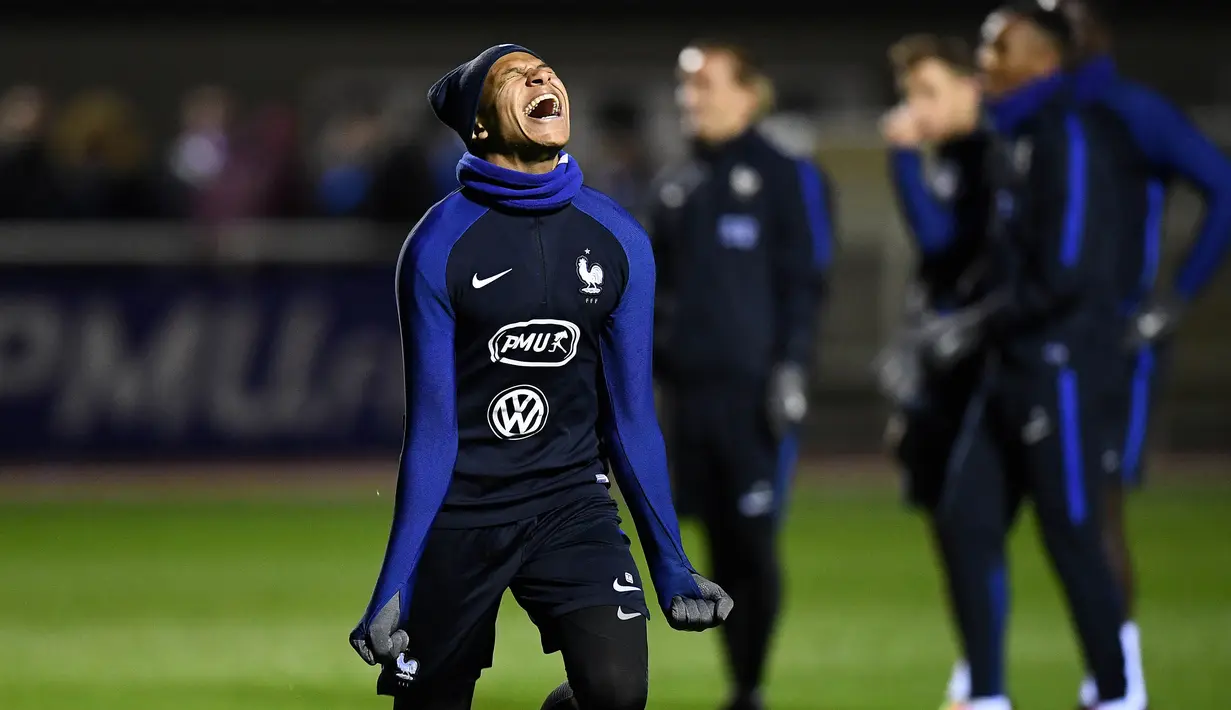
[576,255,603,294]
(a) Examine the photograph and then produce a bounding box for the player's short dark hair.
[681,39,775,118]
[888,34,977,78]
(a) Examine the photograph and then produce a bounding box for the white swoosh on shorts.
[612,578,641,593]
[616,607,642,621]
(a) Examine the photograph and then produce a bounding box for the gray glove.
[349,592,409,666]
[917,307,986,367]
[767,362,808,438]
[873,339,923,407]
[1127,295,1184,348]
[668,573,734,631]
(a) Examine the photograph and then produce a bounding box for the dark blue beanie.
[428,44,541,147]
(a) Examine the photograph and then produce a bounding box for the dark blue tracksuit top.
[1074,56,1231,307]
[649,129,833,383]
[361,153,700,626]
[983,71,1150,369]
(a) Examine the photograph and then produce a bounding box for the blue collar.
[987,71,1071,135]
[1072,54,1118,103]
[456,151,584,213]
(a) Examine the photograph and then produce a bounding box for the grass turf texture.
[1,468,1227,709]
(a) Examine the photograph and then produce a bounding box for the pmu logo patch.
[488,319,580,367]
[487,384,550,440]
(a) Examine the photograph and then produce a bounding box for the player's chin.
[520,117,570,151]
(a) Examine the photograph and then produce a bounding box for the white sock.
[1079,674,1098,707]
[1121,621,1147,707]
[946,660,971,702]
[966,696,1012,710]
[1094,698,1134,710]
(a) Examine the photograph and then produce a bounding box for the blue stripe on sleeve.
[1060,115,1089,268]
[1056,367,1088,524]
[365,191,487,622]
[573,187,700,613]
[1121,346,1156,483]
[794,159,834,268]
[888,149,956,255]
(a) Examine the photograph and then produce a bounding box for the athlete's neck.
[481,151,559,175]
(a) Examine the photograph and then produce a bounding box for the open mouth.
[524,93,562,120]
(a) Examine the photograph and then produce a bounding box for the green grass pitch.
[1,472,1227,709]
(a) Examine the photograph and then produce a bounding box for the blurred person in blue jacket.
[1061,1,1231,707]
[314,106,383,217]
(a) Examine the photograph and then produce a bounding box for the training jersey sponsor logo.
[488,319,580,367]
[487,384,550,440]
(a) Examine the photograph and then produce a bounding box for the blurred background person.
[927,5,1149,709]
[164,85,234,218]
[48,88,162,219]
[877,32,989,709]
[650,40,834,710]
[312,105,383,219]
[425,109,467,201]
[364,92,438,227]
[0,84,60,219]
[197,102,302,222]
[589,100,654,221]
[1063,1,1231,707]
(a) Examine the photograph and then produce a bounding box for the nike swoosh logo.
[612,579,641,593]
[616,607,642,621]
[472,269,512,288]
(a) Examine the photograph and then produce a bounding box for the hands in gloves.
[1127,294,1184,348]
[350,593,409,666]
[767,362,808,438]
[667,573,734,631]
[873,339,924,407]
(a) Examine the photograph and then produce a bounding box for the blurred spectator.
[313,107,382,218]
[165,85,233,217]
[589,100,654,220]
[0,85,60,219]
[426,121,466,202]
[364,97,437,225]
[48,88,162,219]
[197,103,303,222]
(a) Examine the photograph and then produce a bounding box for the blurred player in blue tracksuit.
[650,41,833,710]
[922,3,1152,707]
[1062,2,1231,707]
[876,34,992,706]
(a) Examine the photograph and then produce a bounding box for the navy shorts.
[376,488,649,698]
[1106,344,1165,487]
